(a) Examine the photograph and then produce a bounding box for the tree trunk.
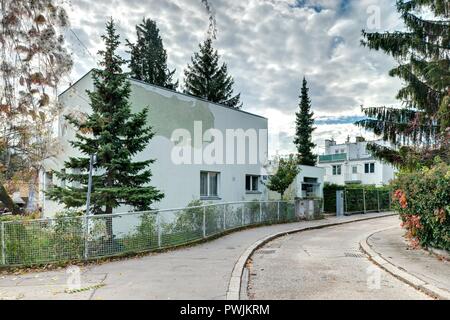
[25,174,39,214]
[0,184,21,215]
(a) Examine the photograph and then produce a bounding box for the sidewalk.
[366,226,450,298]
[0,212,395,300]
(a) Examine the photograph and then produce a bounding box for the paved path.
[0,212,394,300]
[367,226,450,295]
[247,216,431,300]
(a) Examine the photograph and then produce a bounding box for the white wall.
[295,165,325,198]
[42,71,268,217]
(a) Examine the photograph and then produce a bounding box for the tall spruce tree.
[127,18,178,90]
[355,0,449,167]
[293,77,317,166]
[48,19,164,217]
[183,38,242,109]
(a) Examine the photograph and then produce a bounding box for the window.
[245,175,259,192]
[200,171,220,198]
[364,163,375,173]
[332,165,342,175]
[352,166,358,174]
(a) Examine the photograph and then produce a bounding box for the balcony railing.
[345,173,362,183]
[318,153,347,163]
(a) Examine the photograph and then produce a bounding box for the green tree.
[293,77,317,166]
[356,0,449,168]
[183,38,242,109]
[127,18,178,90]
[266,155,300,200]
[47,19,164,220]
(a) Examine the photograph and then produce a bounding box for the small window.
[246,175,259,192]
[365,163,375,173]
[352,166,358,174]
[200,171,220,198]
[304,177,318,183]
[332,165,342,175]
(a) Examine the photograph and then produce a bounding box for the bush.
[391,161,450,250]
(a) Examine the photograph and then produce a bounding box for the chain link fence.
[0,200,302,267]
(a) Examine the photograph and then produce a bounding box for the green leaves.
[359,0,449,167]
[183,38,242,109]
[392,161,450,250]
[294,77,317,166]
[266,155,300,199]
[49,19,164,215]
[127,18,178,90]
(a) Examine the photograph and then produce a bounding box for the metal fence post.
[377,190,380,212]
[202,206,206,238]
[157,212,162,248]
[277,201,280,221]
[344,190,347,214]
[1,222,5,266]
[389,190,392,210]
[84,215,89,260]
[363,189,366,213]
[223,204,226,230]
[259,201,262,223]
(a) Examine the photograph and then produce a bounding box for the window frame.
[364,163,375,174]
[200,171,221,199]
[332,165,342,175]
[245,175,260,193]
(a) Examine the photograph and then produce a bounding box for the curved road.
[0,212,416,300]
[246,215,430,300]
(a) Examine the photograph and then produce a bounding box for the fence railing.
[344,189,391,215]
[0,200,303,267]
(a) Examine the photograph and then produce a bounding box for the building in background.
[40,70,269,217]
[267,157,325,200]
[317,137,396,186]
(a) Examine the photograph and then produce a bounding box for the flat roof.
[59,69,267,120]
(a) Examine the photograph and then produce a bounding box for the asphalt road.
[247,215,431,300]
[0,212,395,300]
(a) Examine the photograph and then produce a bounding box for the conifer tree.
[356,0,449,167]
[127,18,178,90]
[293,77,317,166]
[48,19,164,219]
[183,38,242,109]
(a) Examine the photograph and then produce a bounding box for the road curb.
[226,212,397,300]
[360,229,450,300]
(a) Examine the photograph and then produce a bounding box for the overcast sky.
[63,0,404,157]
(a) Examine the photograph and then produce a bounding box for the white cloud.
[63,0,403,157]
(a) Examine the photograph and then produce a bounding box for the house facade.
[40,71,269,217]
[267,157,325,200]
[316,137,396,186]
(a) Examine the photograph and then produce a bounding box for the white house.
[267,157,325,200]
[317,137,396,186]
[40,70,269,217]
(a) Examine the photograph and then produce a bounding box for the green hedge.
[391,161,450,251]
[323,184,390,213]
